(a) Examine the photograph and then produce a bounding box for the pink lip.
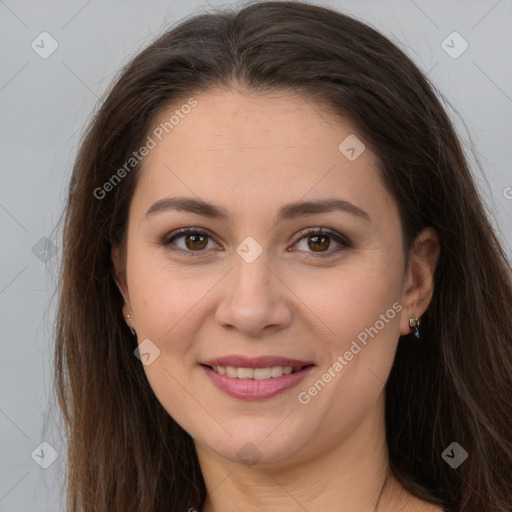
[201,364,315,400]
[201,355,314,368]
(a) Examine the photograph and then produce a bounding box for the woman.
[54,1,512,511]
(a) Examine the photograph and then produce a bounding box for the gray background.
[1,0,511,510]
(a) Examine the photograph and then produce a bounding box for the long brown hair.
[54,2,512,510]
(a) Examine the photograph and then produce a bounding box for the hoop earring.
[409,314,421,339]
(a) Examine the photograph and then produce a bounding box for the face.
[114,88,434,468]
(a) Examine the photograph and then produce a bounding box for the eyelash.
[159,227,352,259]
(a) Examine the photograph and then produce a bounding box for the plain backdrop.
[1,0,511,510]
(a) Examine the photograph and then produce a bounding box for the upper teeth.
[212,366,302,379]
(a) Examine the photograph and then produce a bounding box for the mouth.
[199,356,315,400]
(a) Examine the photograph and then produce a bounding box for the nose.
[214,248,293,337]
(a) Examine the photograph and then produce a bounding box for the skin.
[113,88,441,511]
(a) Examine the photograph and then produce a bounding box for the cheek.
[130,274,201,353]
[293,259,403,350]
[126,250,229,375]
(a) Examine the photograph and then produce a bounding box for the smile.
[201,362,314,400]
[209,365,305,379]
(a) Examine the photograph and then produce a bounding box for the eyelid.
[160,226,351,257]
[293,226,351,247]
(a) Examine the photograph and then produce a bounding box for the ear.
[399,227,440,336]
[111,245,136,332]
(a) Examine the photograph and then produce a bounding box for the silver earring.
[125,314,136,336]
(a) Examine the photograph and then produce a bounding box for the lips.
[200,355,315,400]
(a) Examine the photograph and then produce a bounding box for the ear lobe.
[399,227,440,335]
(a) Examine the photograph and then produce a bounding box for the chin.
[193,415,320,468]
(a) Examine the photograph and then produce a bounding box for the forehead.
[130,88,393,225]
[149,88,356,156]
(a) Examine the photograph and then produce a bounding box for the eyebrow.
[144,196,371,223]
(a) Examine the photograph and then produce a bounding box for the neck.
[196,394,406,512]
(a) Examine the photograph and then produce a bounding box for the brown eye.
[307,234,331,252]
[293,227,351,257]
[162,228,217,256]
[184,232,208,250]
